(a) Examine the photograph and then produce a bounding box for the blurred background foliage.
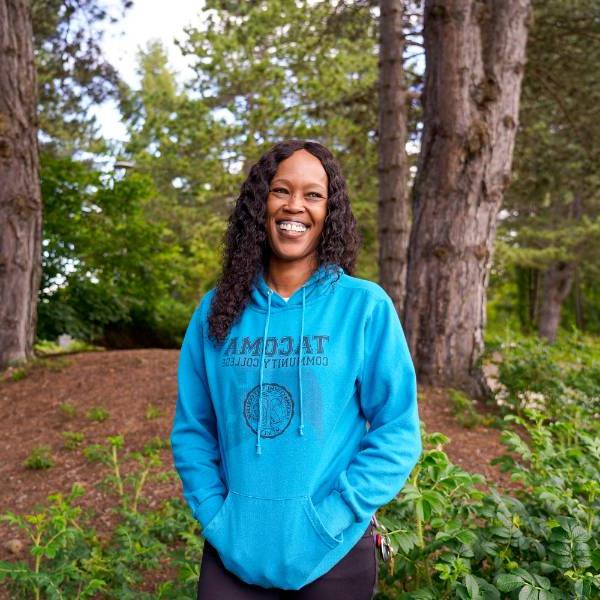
[35,0,600,348]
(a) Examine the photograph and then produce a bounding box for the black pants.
[197,523,378,599]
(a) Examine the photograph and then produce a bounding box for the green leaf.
[496,573,526,592]
[465,573,480,598]
[518,585,538,600]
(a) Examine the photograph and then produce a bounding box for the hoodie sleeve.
[170,296,227,530]
[313,292,422,539]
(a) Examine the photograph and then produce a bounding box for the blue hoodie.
[170,263,422,590]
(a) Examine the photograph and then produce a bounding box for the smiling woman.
[170,139,422,599]
[265,150,329,287]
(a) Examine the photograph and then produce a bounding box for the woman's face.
[265,149,329,266]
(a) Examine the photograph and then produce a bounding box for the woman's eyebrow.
[271,178,327,192]
[270,178,292,186]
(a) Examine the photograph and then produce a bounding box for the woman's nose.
[287,191,305,209]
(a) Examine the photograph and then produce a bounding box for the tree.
[1,0,136,362]
[38,156,184,347]
[497,0,600,341]
[0,0,43,369]
[404,0,532,398]
[378,0,411,313]
[32,0,132,155]
[119,1,385,283]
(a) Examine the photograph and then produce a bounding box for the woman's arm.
[170,298,227,530]
[314,293,422,539]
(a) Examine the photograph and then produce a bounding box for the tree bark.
[0,0,42,369]
[537,195,583,343]
[378,0,410,314]
[537,261,576,343]
[574,268,584,331]
[404,0,531,398]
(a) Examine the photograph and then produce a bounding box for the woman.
[170,139,422,599]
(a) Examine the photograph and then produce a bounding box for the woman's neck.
[265,256,318,298]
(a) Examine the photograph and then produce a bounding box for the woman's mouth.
[276,220,309,238]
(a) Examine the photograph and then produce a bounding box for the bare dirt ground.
[0,349,520,595]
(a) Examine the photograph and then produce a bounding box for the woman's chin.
[269,246,315,264]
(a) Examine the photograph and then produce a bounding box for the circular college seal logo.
[243,383,294,438]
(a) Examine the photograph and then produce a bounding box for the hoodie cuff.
[313,489,356,540]
[188,493,226,530]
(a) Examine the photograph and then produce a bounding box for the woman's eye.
[270,188,325,200]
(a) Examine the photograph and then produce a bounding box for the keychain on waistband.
[370,514,394,563]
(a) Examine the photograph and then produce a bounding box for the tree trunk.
[574,268,584,331]
[529,267,539,329]
[537,262,576,343]
[404,0,531,399]
[537,195,583,343]
[378,0,410,314]
[0,0,42,369]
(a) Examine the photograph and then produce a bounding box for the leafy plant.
[62,431,85,450]
[374,406,600,599]
[143,436,170,453]
[23,446,54,470]
[59,402,77,418]
[1,437,201,598]
[86,406,109,422]
[491,332,600,421]
[448,388,488,429]
[11,368,28,382]
[34,338,104,356]
[145,404,164,420]
[0,484,103,600]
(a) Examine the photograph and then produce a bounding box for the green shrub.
[59,401,77,418]
[86,406,109,422]
[5,418,599,598]
[491,331,600,420]
[145,404,164,420]
[11,368,28,382]
[143,436,170,453]
[62,431,85,450]
[448,388,487,429]
[1,437,201,599]
[374,410,600,599]
[34,338,104,356]
[23,446,54,470]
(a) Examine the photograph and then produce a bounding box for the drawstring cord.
[256,289,272,455]
[298,286,306,436]
[256,284,307,454]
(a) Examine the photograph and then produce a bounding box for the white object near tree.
[58,334,74,348]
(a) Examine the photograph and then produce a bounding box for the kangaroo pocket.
[201,490,343,590]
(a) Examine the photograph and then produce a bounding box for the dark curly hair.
[207,139,361,345]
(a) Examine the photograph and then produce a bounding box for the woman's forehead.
[272,151,328,188]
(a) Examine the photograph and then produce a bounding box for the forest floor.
[0,349,521,590]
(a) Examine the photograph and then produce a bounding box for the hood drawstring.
[256,284,307,455]
[298,286,306,437]
[256,289,272,455]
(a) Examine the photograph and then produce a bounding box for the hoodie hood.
[250,264,344,455]
[250,263,344,311]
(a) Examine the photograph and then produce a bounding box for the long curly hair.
[207,139,361,345]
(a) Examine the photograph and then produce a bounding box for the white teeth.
[278,221,307,232]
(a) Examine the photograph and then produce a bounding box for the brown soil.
[0,349,522,596]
